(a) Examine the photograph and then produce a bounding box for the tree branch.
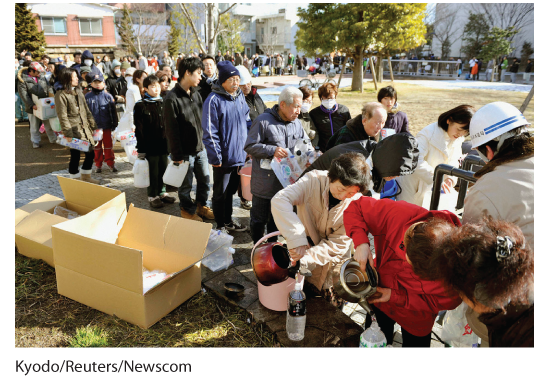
[179,3,206,53]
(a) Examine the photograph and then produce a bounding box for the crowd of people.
[16,49,534,348]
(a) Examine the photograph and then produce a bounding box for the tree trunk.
[207,4,216,55]
[490,57,496,83]
[337,55,348,88]
[375,54,383,83]
[519,85,534,113]
[351,48,364,91]
[369,55,378,91]
[388,56,394,82]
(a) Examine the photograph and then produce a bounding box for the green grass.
[69,326,109,347]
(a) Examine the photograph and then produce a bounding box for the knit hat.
[80,65,92,74]
[86,72,104,84]
[125,67,136,77]
[111,59,121,68]
[235,65,251,85]
[25,52,32,57]
[120,61,131,69]
[217,60,240,84]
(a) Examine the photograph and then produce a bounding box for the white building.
[431,3,534,59]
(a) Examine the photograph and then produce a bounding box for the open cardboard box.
[15,176,122,267]
[51,194,212,329]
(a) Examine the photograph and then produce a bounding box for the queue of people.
[16,48,534,348]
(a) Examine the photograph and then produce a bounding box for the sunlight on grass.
[69,325,109,347]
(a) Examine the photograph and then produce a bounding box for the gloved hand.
[137,153,146,160]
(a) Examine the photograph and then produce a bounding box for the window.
[41,17,67,35]
[271,27,277,35]
[79,18,102,36]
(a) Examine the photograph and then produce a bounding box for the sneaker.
[149,197,164,208]
[219,226,231,234]
[160,193,176,203]
[225,220,248,232]
[240,199,252,210]
[181,208,203,222]
[95,166,102,173]
[109,166,118,173]
[196,203,215,220]
[32,142,40,149]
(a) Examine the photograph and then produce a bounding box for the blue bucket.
[380,179,398,200]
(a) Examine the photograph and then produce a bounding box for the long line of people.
[17,51,534,347]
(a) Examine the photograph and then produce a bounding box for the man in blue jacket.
[244,86,305,243]
[73,50,102,83]
[202,61,251,232]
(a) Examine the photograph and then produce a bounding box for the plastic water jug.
[133,158,150,188]
[360,316,387,347]
[93,129,103,141]
[163,159,190,187]
[49,117,62,132]
[56,135,91,152]
[120,132,138,164]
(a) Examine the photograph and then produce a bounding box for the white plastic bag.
[270,148,303,188]
[53,205,80,219]
[440,302,481,347]
[202,229,235,272]
[142,268,169,294]
[120,132,138,164]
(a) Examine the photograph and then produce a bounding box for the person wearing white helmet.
[462,101,534,347]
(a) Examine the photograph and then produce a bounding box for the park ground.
[15,79,534,347]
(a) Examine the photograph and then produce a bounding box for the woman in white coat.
[396,105,475,206]
[116,68,146,137]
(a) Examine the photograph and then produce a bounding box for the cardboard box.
[15,177,122,267]
[51,194,212,329]
[32,94,56,120]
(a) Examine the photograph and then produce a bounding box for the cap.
[235,65,251,85]
[86,72,105,84]
[80,65,92,74]
[125,67,136,77]
[120,61,131,69]
[29,61,45,72]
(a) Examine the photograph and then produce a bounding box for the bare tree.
[179,3,237,55]
[432,4,464,59]
[469,3,534,32]
[131,3,170,56]
[258,18,281,56]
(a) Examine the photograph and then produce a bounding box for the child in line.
[134,74,176,208]
[84,72,119,173]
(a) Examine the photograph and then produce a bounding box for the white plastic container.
[360,316,387,347]
[120,132,138,164]
[32,95,56,120]
[49,117,62,132]
[56,134,91,152]
[163,159,190,187]
[93,129,104,141]
[133,158,150,188]
[270,148,303,188]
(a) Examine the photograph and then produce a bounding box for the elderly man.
[326,102,387,149]
[244,86,305,243]
[202,61,252,232]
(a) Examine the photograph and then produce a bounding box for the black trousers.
[69,148,94,175]
[365,306,432,347]
[146,154,168,198]
[249,195,278,244]
[212,166,240,228]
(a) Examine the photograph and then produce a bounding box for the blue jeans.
[15,94,28,120]
[177,148,210,214]
[250,195,279,244]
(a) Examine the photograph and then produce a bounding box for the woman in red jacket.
[343,197,462,347]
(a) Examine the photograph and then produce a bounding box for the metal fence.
[380,59,461,78]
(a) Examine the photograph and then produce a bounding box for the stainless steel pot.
[332,258,378,316]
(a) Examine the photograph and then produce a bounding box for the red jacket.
[344,197,462,336]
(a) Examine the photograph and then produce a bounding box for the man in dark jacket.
[164,57,214,222]
[326,102,386,150]
[302,133,419,194]
[508,58,520,83]
[215,51,224,63]
[198,55,217,102]
[17,62,57,148]
[73,50,102,83]
[244,86,305,243]
[202,61,252,232]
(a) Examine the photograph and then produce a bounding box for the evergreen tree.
[460,12,490,59]
[115,4,136,54]
[15,3,46,57]
[480,26,518,82]
[168,11,184,56]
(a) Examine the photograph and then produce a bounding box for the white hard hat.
[235,65,251,85]
[469,102,530,148]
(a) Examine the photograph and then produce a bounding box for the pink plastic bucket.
[239,165,253,201]
[251,231,296,311]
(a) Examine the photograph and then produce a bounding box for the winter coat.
[385,109,410,134]
[525,62,533,73]
[134,96,168,156]
[114,76,128,98]
[73,51,102,82]
[275,56,282,68]
[198,74,215,102]
[84,89,118,130]
[163,83,204,161]
[478,303,534,347]
[234,55,243,66]
[121,82,141,127]
[396,122,464,206]
[302,133,419,192]
[309,103,352,152]
[244,105,305,199]
[463,136,534,250]
[244,87,267,121]
[344,196,463,336]
[105,74,120,98]
[17,67,53,113]
[298,111,318,147]
[202,81,251,167]
[54,87,96,144]
[138,57,148,71]
[326,114,375,150]
[271,170,362,290]
[509,60,520,73]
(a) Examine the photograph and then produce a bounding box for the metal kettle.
[332,258,378,316]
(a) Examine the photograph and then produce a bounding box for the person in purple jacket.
[378,86,410,135]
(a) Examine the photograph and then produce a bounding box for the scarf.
[142,92,163,103]
[320,103,339,135]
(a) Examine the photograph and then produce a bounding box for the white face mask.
[301,103,311,113]
[125,76,132,83]
[84,59,93,66]
[114,68,121,75]
[322,99,336,110]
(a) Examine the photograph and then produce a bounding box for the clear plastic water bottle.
[359,315,387,347]
[286,280,306,341]
[295,150,308,170]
